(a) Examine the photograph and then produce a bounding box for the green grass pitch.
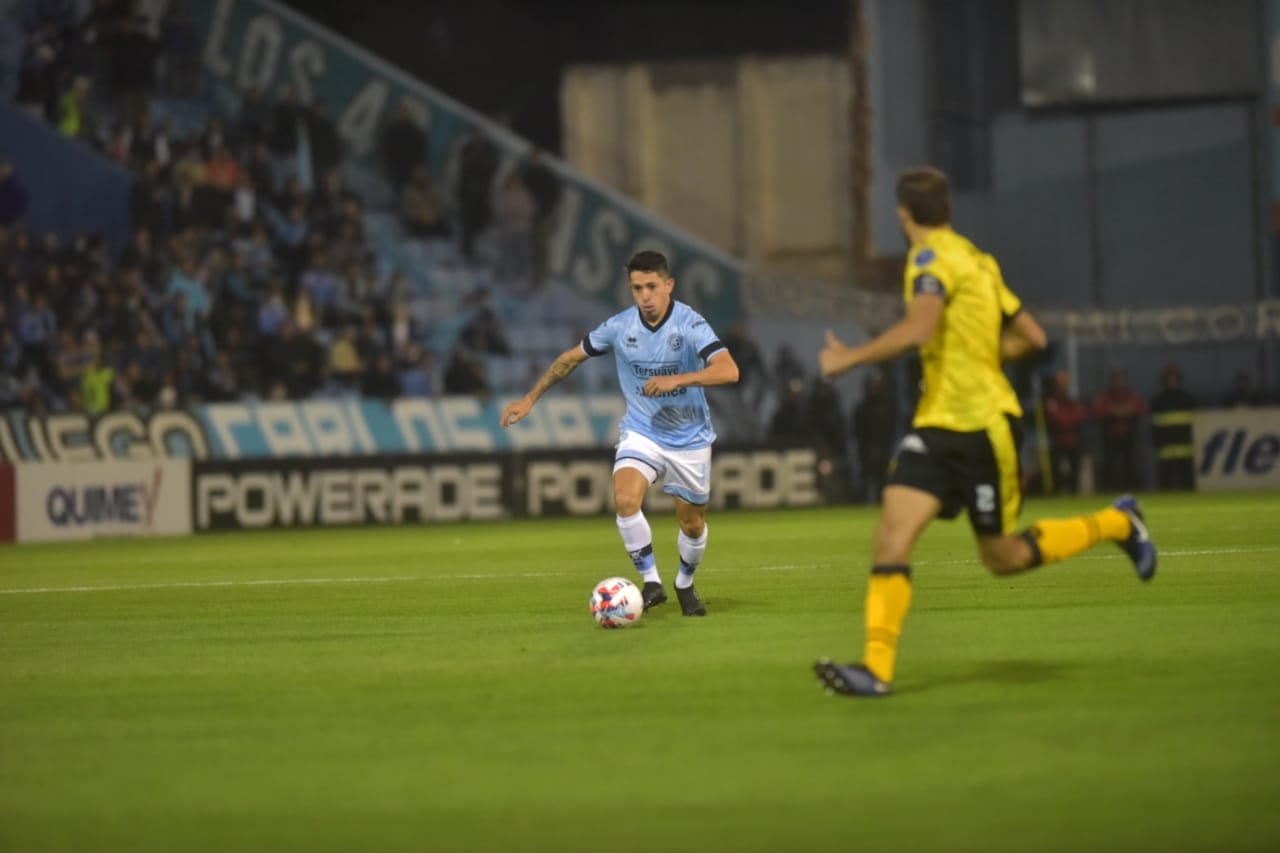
[2,492,1278,852]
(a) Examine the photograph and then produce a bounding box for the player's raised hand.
[501,396,533,428]
[819,329,850,379]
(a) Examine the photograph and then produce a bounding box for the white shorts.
[613,431,712,505]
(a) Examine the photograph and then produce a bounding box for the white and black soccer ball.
[589,577,643,628]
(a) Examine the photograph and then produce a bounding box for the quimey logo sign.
[1195,408,1280,492]
[15,461,193,543]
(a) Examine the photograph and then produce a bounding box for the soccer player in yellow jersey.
[813,166,1156,698]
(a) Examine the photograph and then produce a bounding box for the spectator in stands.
[493,172,535,289]
[1043,369,1089,495]
[388,299,413,353]
[203,144,242,221]
[0,327,24,408]
[853,370,894,503]
[222,248,257,305]
[1224,371,1263,407]
[237,86,270,149]
[13,285,56,386]
[329,325,363,388]
[56,75,96,144]
[400,165,450,240]
[301,250,342,327]
[306,99,341,186]
[457,125,500,260]
[0,162,29,226]
[520,148,561,288]
[443,344,489,396]
[166,254,208,324]
[242,222,274,283]
[1094,367,1147,492]
[258,285,288,337]
[723,321,767,407]
[774,343,805,395]
[273,202,310,278]
[80,346,115,416]
[121,227,162,287]
[769,378,810,443]
[396,342,435,398]
[203,349,241,401]
[52,327,89,398]
[381,99,427,194]
[460,293,511,356]
[107,13,158,127]
[129,159,168,237]
[246,141,276,198]
[309,167,348,238]
[810,378,850,500]
[362,352,401,399]
[269,84,305,166]
[266,320,321,398]
[1150,364,1196,491]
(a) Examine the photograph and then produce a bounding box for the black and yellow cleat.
[813,659,892,698]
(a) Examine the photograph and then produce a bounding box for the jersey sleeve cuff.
[699,341,726,361]
[581,335,608,357]
[1001,307,1024,327]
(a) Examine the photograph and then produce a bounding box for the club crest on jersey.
[669,334,683,351]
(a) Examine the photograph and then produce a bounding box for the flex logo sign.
[1194,409,1280,491]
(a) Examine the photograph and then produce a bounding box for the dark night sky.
[283,0,848,151]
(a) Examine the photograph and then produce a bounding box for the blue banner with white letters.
[186,0,743,329]
[0,396,626,462]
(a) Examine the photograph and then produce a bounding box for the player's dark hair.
[626,250,671,278]
[895,167,952,226]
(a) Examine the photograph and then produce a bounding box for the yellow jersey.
[903,228,1023,431]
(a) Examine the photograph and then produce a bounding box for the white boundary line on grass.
[0,547,1274,595]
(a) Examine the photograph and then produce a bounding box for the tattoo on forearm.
[531,355,579,399]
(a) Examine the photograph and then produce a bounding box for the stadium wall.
[0,100,134,251]
[1,400,1275,543]
[561,56,855,283]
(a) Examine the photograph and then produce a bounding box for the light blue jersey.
[581,301,727,450]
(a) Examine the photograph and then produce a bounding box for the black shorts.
[886,416,1023,536]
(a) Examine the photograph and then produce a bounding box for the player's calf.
[976,534,1038,575]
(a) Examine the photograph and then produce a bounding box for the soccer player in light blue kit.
[501,251,740,616]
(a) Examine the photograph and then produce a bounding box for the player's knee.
[873,518,913,564]
[678,513,705,538]
[614,491,644,518]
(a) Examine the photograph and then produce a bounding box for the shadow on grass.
[902,659,1075,695]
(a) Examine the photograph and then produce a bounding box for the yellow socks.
[864,566,913,683]
[1025,507,1132,566]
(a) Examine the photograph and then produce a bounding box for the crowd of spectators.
[1042,365,1271,495]
[0,0,562,415]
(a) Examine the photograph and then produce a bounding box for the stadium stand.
[0,0,636,418]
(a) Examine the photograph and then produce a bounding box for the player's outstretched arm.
[501,345,588,427]
[1000,309,1048,362]
[819,295,944,379]
[641,350,739,397]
